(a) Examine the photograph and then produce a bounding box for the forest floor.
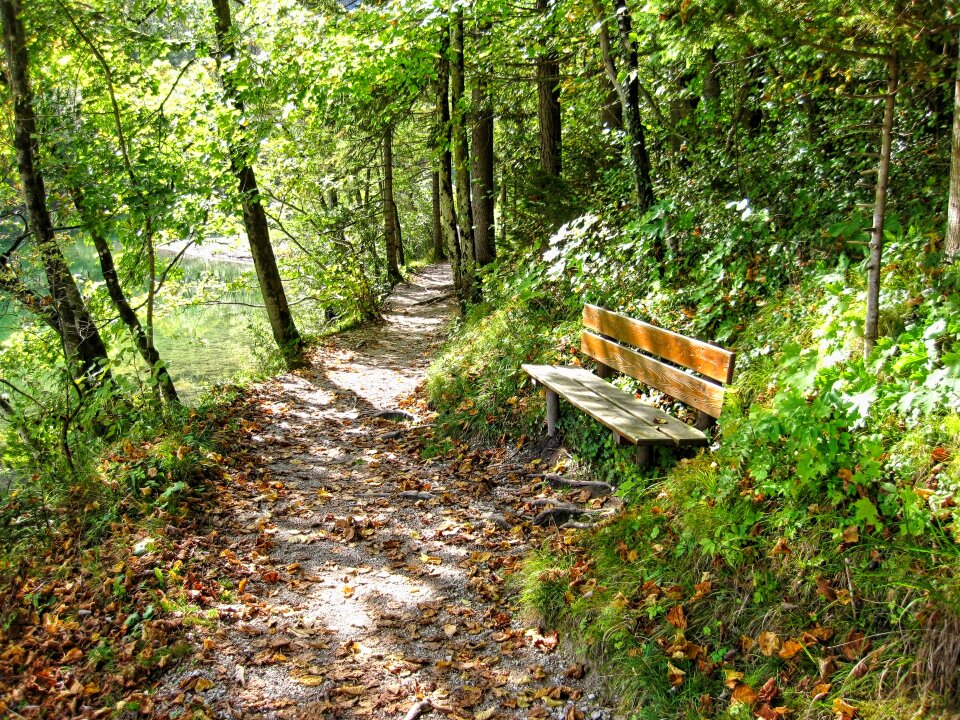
[154,264,623,720]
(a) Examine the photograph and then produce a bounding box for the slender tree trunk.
[946,32,960,259]
[535,0,562,177]
[211,0,306,370]
[436,30,464,308]
[450,11,476,300]
[0,0,111,384]
[597,0,655,212]
[72,193,180,405]
[472,72,496,266]
[382,125,402,282]
[612,0,654,211]
[431,170,446,261]
[864,52,899,358]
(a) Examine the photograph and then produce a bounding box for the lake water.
[0,240,269,402]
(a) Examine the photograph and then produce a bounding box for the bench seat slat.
[581,331,726,418]
[583,304,735,384]
[521,364,709,447]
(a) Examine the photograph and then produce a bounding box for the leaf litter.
[141,266,621,720]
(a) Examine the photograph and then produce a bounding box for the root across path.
[156,265,620,720]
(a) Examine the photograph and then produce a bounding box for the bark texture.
[864,52,899,358]
[0,0,111,383]
[471,74,496,266]
[450,12,476,300]
[535,0,562,177]
[435,30,464,308]
[211,0,306,370]
[382,125,402,282]
[946,32,960,259]
[598,0,655,212]
[431,170,446,261]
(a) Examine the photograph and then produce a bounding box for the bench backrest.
[580,304,735,418]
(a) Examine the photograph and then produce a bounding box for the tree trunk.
[472,73,496,266]
[535,0,562,177]
[73,193,180,406]
[383,125,402,282]
[436,29,464,308]
[431,170,446,261]
[0,0,111,384]
[946,31,960,259]
[211,0,306,370]
[612,0,654,211]
[450,11,476,300]
[864,52,899,358]
[597,0,655,213]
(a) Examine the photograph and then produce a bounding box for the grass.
[424,249,960,718]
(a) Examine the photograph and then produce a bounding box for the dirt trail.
[157,265,618,720]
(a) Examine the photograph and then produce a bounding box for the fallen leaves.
[666,604,687,630]
[666,662,686,686]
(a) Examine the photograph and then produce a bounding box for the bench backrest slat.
[581,331,726,417]
[583,304,735,384]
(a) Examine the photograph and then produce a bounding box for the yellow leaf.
[758,631,781,657]
[194,678,215,692]
[343,585,355,598]
[666,662,686,687]
[723,669,745,689]
[297,675,326,687]
[420,554,442,565]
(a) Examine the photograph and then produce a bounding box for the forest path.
[157,264,618,720]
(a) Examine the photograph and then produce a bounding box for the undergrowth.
[427,202,960,718]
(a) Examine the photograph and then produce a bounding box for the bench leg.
[696,411,717,432]
[596,363,615,380]
[635,445,652,468]
[545,389,559,437]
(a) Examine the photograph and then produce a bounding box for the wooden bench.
[522,304,736,466]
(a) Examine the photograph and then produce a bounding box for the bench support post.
[695,411,717,432]
[545,389,559,437]
[636,444,652,468]
[596,363,615,379]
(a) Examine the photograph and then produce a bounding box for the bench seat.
[521,364,709,448]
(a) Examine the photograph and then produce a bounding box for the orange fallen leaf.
[61,648,84,664]
[769,537,792,556]
[666,605,687,630]
[732,683,758,706]
[778,639,805,660]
